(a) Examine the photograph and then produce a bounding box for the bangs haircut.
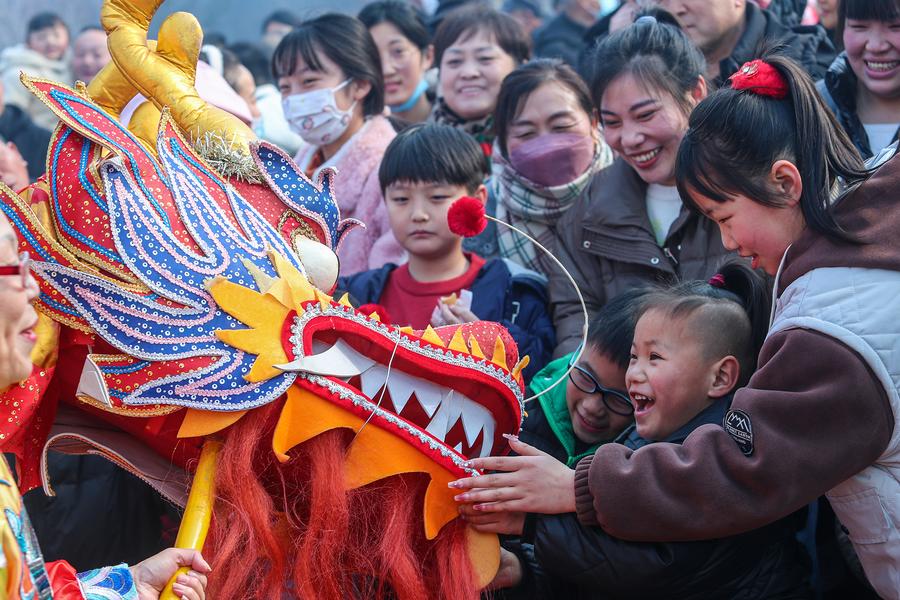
[359,1,431,50]
[494,59,594,158]
[433,4,531,67]
[841,0,900,23]
[379,123,488,193]
[27,12,67,35]
[588,8,704,115]
[586,287,652,370]
[272,14,385,117]
[676,52,868,241]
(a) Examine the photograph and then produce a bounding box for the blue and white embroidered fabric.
[77,564,138,600]
[251,141,362,252]
[28,98,309,411]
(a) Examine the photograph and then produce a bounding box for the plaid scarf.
[429,97,495,167]
[493,137,613,274]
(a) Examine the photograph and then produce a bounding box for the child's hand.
[450,436,576,515]
[129,548,210,600]
[432,302,478,326]
[459,500,526,535]
[487,548,524,590]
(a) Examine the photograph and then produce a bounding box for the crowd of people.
[0,0,898,597]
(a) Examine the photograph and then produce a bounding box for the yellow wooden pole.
[160,437,222,600]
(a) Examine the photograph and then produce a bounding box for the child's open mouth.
[631,393,655,418]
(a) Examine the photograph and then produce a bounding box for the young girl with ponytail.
[451,51,900,598]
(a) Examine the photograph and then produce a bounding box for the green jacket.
[524,354,602,467]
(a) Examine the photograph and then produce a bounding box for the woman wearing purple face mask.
[492,59,613,276]
[273,14,405,276]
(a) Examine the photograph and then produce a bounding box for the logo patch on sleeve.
[724,409,754,456]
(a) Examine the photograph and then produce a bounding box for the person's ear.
[770,159,803,207]
[422,44,435,71]
[691,75,708,104]
[707,355,740,398]
[473,184,488,205]
[350,79,372,104]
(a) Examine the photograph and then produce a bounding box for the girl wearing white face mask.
[274,14,405,276]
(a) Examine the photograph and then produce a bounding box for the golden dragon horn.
[98,0,258,173]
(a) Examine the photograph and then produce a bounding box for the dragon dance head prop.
[0,2,528,593]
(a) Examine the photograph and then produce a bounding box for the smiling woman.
[359,1,434,124]
[490,59,613,277]
[429,5,530,154]
[547,9,745,357]
[817,0,900,158]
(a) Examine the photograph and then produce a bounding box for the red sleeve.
[575,328,894,541]
[46,560,83,599]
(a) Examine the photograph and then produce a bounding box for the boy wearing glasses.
[518,288,647,468]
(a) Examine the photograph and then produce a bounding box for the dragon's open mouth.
[284,305,525,471]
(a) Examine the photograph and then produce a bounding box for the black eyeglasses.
[567,349,634,416]
[0,252,31,289]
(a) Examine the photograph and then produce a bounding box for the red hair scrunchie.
[729,59,789,100]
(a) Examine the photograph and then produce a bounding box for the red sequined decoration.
[729,59,789,100]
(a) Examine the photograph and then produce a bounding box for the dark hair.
[432,4,531,67]
[379,123,488,192]
[358,1,431,51]
[272,14,385,117]
[838,0,900,41]
[638,262,770,387]
[221,48,246,91]
[27,12,67,36]
[77,25,104,35]
[494,59,594,158]
[230,42,272,86]
[675,52,868,242]
[588,9,705,114]
[203,32,228,49]
[586,287,652,370]
[262,10,302,32]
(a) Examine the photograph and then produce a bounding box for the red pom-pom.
[729,59,789,99]
[447,196,487,237]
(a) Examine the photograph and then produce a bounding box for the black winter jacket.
[338,258,555,381]
[817,52,899,159]
[0,104,50,182]
[511,399,810,599]
[715,2,834,87]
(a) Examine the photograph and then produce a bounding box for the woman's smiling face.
[439,28,517,121]
[600,73,700,186]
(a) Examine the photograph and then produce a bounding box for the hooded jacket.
[0,44,71,131]
[817,53,899,159]
[573,149,900,594]
[549,159,737,356]
[714,2,834,87]
[531,399,808,599]
[338,258,555,381]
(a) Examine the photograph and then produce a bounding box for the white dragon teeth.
[312,340,499,459]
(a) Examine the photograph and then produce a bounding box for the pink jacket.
[294,115,406,276]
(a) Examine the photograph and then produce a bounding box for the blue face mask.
[388,79,429,114]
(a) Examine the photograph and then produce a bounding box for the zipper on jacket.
[663,246,679,265]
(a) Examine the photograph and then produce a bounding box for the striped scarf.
[493,137,613,274]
